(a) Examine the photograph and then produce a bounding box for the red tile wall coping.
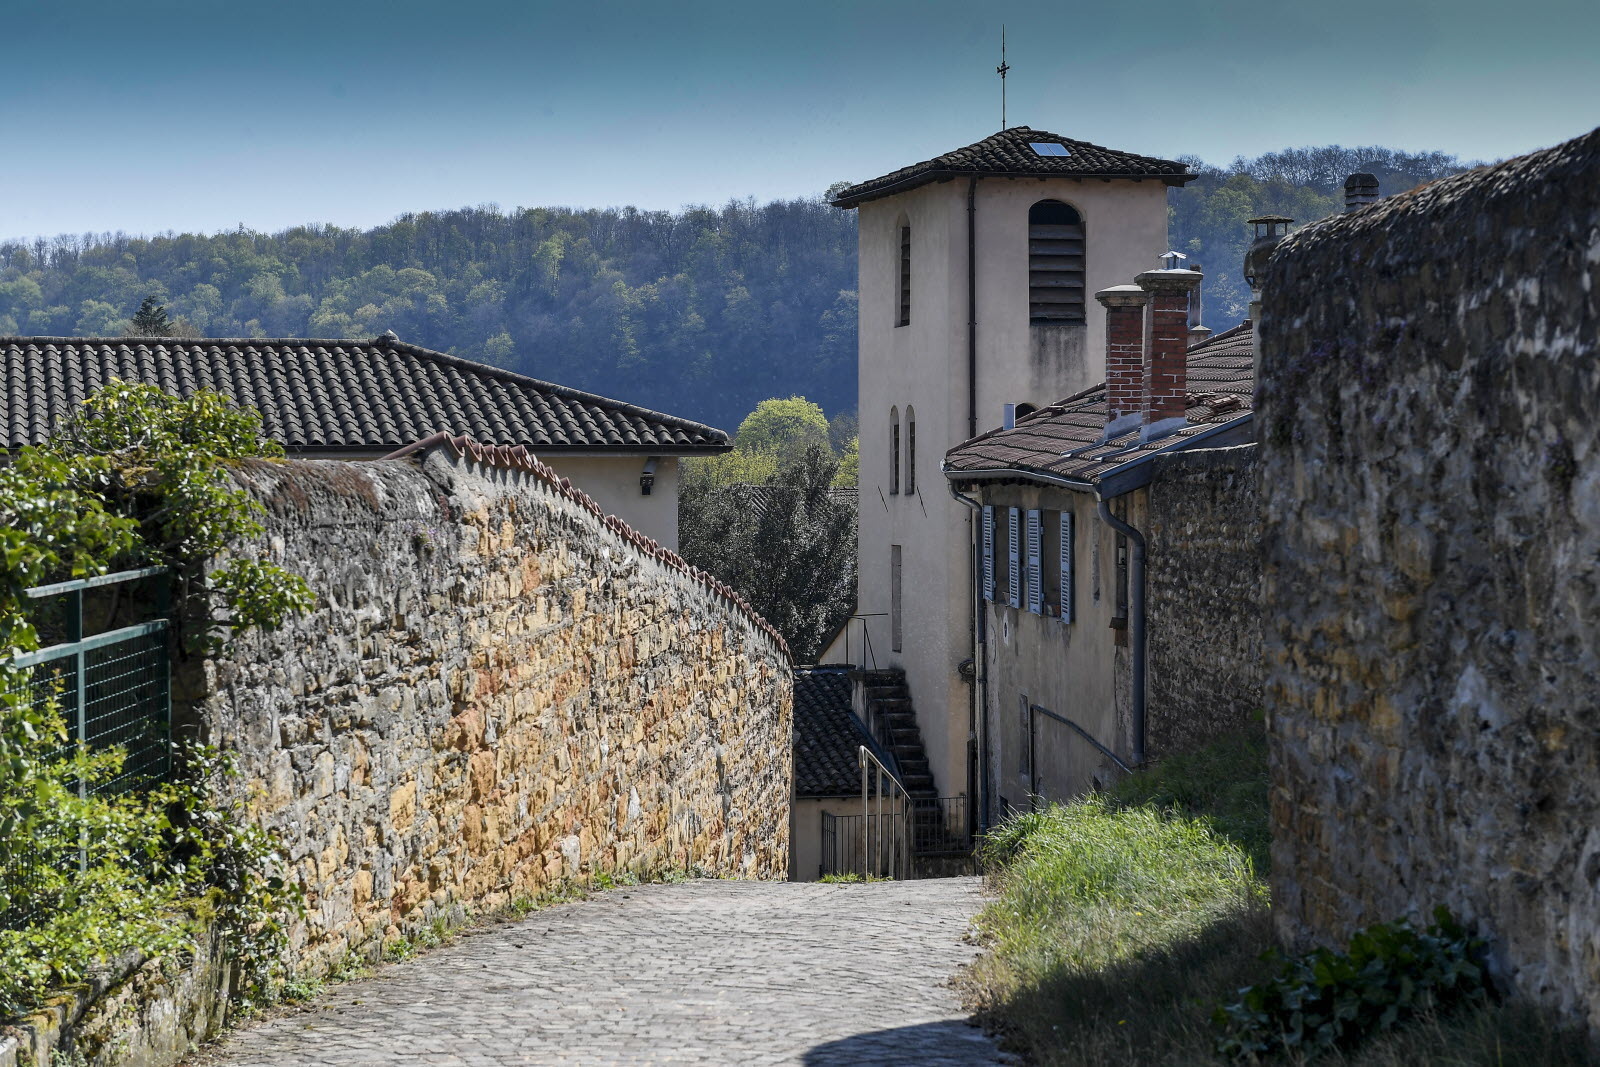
[386,431,792,661]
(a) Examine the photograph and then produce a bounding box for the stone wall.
[185,439,792,972]
[1258,127,1600,1026]
[1145,444,1263,758]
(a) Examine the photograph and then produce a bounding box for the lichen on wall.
[184,444,792,973]
[1257,127,1600,1029]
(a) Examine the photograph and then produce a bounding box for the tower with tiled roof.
[829,127,1193,816]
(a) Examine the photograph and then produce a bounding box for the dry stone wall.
[1144,444,1263,757]
[1258,127,1600,1027]
[184,443,792,972]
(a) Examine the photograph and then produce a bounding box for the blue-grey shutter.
[1008,507,1021,608]
[1026,509,1043,614]
[1060,509,1075,623]
[981,506,995,601]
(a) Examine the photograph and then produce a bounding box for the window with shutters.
[981,505,996,601]
[1040,510,1060,617]
[1060,508,1076,623]
[1029,200,1085,324]
[891,544,903,652]
[905,407,916,496]
[896,223,911,327]
[1008,507,1022,609]
[990,506,1009,603]
[889,407,900,494]
[1025,509,1043,614]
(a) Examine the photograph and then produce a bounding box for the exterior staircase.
[857,668,938,800]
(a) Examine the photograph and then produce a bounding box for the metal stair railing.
[858,745,912,880]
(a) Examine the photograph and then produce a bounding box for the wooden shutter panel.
[1008,507,1021,608]
[1060,509,1075,623]
[1026,509,1043,614]
[982,505,995,601]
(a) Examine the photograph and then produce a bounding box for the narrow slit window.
[891,544,903,652]
[905,406,916,496]
[897,224,911,327]
[1029,200,1085,324]
[890,406,900,495]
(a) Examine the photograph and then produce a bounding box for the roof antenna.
[996,26,1010,131]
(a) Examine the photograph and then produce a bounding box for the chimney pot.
[1003,403,1017,431]
[1187,324,1213,348]
[1343,172,1380,213]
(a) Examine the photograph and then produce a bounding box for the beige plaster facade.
[538,454,681,550]
[853,174,1169,804]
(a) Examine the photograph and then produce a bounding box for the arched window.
[890,406,900,494]
[905,406,916,495]
[1015,402,1038,421]
[1029,200,1085,323]
[896,218,911,327]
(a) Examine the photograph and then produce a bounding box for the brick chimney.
[1344,172,1380,212]
[1135,268,1202,443]
[1095,284,1148,438]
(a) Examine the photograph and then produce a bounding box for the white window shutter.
[1026,509,1043,614]
[981,506,995,601]
[1060,509,1075,623]
[1008,507,1021,608]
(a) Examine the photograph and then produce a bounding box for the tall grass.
[965,731,1596,1066]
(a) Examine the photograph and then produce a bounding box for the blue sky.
[3,0,1596,238]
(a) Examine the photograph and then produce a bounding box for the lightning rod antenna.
[996,26,1010,131]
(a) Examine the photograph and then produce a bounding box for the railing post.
[68,589,88,874]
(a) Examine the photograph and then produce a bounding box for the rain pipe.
[947,477,990,833]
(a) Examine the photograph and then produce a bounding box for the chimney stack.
[1135,268,1203,443]
[1244,215,1293,327]
[1344,172,1380,213]
[1095,284,1149,439]
[1187,324,1213,348]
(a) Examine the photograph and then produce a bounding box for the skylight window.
[1030,142,1070,157]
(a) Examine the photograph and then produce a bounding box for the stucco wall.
[1145,444,1263,757]
[184,446,791,973]
[1258,128,1600,1027]
[539,453,681,551]
[854,175,1169,804]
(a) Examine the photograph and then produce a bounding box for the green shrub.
[1214,907,1488,1059]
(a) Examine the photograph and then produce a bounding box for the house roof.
[793,666,876,798]
[943,321,1255,488]
[0,334,732,455]
[830,126,1196,208]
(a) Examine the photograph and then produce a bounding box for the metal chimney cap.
[1344,172,1380,191]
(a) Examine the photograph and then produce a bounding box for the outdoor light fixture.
[640,456,659,496]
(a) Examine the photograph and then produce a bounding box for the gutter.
[946,479,990,834]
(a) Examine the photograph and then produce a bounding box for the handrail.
[24,566,166,599]
[859,744,913,879]
[1029,703,1134,776]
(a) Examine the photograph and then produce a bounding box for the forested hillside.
[0,145,1476,430]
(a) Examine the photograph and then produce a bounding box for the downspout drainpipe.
[967,176,979,441]
[1096,495,1147,767]
[947,477,989,834]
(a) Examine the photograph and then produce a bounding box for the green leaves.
[1213,909,1488,1058]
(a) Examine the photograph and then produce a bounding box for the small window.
[1018,693,1032,777]
[897,224,911,327]
[1029,200,1085,324]
[891,544,903,652]
[889,406,900,495]
[1029,142,1070,157]
[1040,510,1060,617]
[905,406,916,496]
[989,507,1010,602]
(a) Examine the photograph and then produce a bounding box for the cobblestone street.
[197,877,1007,1066]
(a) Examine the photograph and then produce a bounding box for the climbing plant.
[0,381,314,1016]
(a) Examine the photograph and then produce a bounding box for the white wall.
[854,174,1169,808]
[537,454,681,550]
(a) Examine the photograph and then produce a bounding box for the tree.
[73,299,127,337]
[734,396,833,467]
[678,445,856,661]
[130,295,172,335]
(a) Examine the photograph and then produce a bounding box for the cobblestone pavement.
[200,877,1009,1066]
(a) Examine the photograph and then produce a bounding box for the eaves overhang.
[832,168,1198,209]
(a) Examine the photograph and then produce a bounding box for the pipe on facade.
[1095,495,1147,767]
[946,477,990,834]
[967,176,979,442]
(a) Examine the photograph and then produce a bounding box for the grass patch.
[818,873,891,884]
[968,730,1598,1065]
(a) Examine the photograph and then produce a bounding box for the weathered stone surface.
[1145,444,1263,757]
[1258,127,1600,1028]
[186,447,792,976]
